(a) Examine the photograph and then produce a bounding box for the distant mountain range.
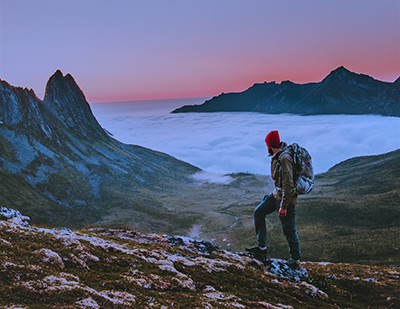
[172,66,400,116]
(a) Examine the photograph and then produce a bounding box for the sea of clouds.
[91,99,400,176]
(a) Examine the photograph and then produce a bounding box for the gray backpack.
[280,143,314,195]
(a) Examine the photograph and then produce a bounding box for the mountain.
[1,71,399,265]
[0,71,199,229]
[0,70,274,243]
[1,209,398,308]
[172,67,400,116]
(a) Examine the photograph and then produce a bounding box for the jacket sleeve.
[279,153,297,209]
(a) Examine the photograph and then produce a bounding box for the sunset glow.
[0,0,399,102]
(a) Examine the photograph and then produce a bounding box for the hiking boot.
[287,258,300,269]
[245,246,267,257]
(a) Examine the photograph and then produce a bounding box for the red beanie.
[265,130,280,148]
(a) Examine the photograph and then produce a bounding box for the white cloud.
[191,171,234,184]
[91,100,400,175]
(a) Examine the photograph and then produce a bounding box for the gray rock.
[34,248,65,269]
[266,258,308,282]
[0,206,30,225]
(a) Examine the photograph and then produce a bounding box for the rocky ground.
[0,207,398,308]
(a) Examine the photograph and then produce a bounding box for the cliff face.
[0,71,199,228]
[172,67,400,116]
[42,70,109,141]
[1,209,398,308]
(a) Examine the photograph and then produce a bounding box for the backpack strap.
[278,144,300,187]
[277,148,290,189]
[277,160,282,189]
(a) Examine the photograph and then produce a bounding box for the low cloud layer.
[92,101,400,175]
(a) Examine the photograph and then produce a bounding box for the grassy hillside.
[2,143,399,265]
[220,149,400,264]
[297,149,400,264]
[1,215,398,308]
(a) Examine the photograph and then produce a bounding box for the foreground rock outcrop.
[1,208,398,308]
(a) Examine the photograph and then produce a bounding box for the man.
[246,130,301,268]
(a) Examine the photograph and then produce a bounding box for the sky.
[91,102,400,177]
[0,0,399,102]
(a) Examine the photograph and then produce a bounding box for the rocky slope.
[172,67,400,116]
[1,208,398,308]
[0,71,200,229]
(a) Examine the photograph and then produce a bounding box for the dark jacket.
[270,142,298,209]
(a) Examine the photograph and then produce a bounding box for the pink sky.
[0,0,399,102]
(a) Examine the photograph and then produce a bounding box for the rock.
[34,248,64,269]
[299,281,329,300]
[266,258,308,282]
[167,236,219,255]
[76,297,99,308]
[0,206,30,226]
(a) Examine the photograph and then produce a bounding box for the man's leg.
[279,205,301,261]
[254,193,280,248]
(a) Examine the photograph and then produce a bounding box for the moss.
[2,219,398,308]
[0,285,90,308]
[308,264,399,309]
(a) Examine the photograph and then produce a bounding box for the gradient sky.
[0,0,399,102]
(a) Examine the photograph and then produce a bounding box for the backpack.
[279,143,314,195]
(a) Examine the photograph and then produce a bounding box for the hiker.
[246,130,306,269]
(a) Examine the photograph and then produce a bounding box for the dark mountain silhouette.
[172,66,400,116]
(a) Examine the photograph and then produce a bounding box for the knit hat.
[265,130,280,148]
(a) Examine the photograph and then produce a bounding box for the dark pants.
[254,193,301,260]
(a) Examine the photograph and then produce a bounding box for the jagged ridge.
[0,71,199,228]
[172,66,400,116]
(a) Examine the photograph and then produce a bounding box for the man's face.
[268,146,274,156]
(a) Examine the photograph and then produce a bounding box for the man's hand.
[278,207,287,217]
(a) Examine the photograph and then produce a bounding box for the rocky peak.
[44,70,85,103]
[0,79,44,127]
[42,70,107,140]
[321,66,381,88]
[0,71,108,141]
[322,66,356,83]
